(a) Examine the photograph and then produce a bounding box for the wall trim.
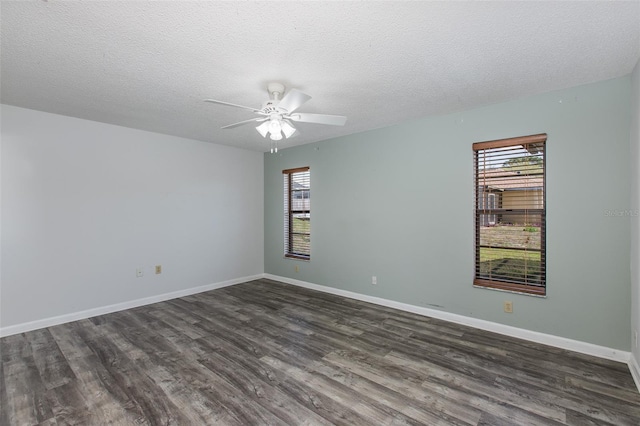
[3,271,635,385]
[0,274,263,337]
[264,273,631,364]
[630,355,640,393]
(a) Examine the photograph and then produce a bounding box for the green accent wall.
[265,77,632,350]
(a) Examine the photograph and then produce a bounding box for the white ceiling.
[2,1,639,152]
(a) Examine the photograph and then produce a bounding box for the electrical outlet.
[155,265,162,274]
[504,301,513,313]
[136,267,143,278]
[372,276,377,285]
[294,265,299,273]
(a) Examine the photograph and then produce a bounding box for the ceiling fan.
[205,83,347,152]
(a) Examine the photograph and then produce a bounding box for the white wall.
[631,59,640,372]
[0,105,264,330]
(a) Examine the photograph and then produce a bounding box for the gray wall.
[631,59,640,364]
[265,77,632,350]
[1,105,264,328]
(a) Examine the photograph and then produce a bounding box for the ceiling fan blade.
[277,88,311,113]
[221,117,267,129]
[289,113,347,126]
[204,99,261,113]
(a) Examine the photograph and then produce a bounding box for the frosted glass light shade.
[270,131,283,141]
[256,121,270,138]
[281,120,296,138]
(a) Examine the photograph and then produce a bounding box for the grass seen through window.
[478,225,543,286]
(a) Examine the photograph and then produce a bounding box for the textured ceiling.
[1,1,639,152]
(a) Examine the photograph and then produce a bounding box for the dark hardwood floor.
[2,278,639,425]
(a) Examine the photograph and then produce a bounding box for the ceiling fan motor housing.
[261,100,280,113]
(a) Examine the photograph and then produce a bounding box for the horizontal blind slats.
[474,135,546,294]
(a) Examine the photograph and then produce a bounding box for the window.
[283,167,310,260]
[473,134,546,295]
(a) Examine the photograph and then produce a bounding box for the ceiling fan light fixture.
[258,118,289,141]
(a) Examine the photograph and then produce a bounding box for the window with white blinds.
[283,167,310,260]
[473,134,546,295]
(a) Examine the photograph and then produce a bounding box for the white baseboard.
[264,274,631,364]
[0,274,263,337]
[3,272,635,387]
[630,355,640,393]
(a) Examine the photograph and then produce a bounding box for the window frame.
[473,134,547,296]
[283,167,311,260]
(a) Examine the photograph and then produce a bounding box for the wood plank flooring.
[2,278,639,425]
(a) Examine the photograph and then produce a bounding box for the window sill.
[284,254,310,262]
[474,279,546,297]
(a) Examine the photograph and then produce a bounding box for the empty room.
[1,1,640,425]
